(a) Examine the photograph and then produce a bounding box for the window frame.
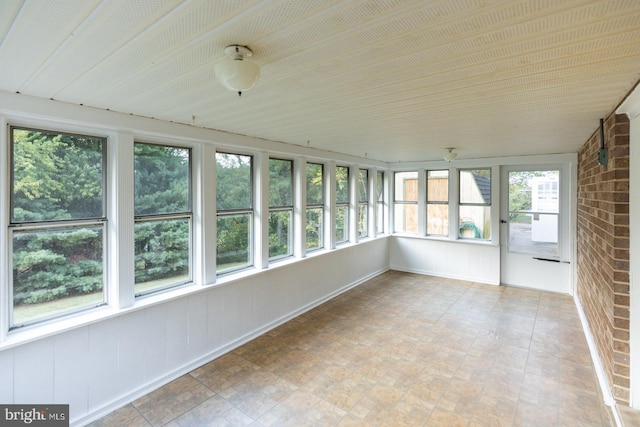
[393,171,419,234]
[335,165,350,245]
[215,151,254,275]
[376,171,384,235]
[133,141,193,297]
[305,162,324,252]
[268,157,294,261]
[358,168,369,239]
[458,168,492,240]
[426,169,449,237]
[8,125,108,328]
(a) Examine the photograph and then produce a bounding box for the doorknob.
[500,219,508,224]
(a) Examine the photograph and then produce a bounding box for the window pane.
[460,169,491,204]
[217,213,251,273]
[427,170,448,202]
[427,204,449,236]
[459,205,491,239]
[335,205,349,243]
[12,225,104,326]
[394,172,418,202]
[377,202,384,235]
[336,166,349,204]
[377,171,383,202]
[358,169,368,202]
[11,128,104,222]
[394,204,418,233]
[306,163,323,205]
[135,144,190,215]
[269,159,293,207]
[134,218,190,294]
[306,207,323,250]
[358,204,368,238]
[216,153,252,210]
[269,210,292,259]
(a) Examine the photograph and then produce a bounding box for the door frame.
[499,158,577,295]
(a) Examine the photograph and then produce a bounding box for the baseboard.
[389,264,500,286]
[73,267,388,426]
[574,293,623,427]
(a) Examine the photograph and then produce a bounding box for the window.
[427,170,449,236]
[134,143,191,296]
[268,158,293,260]
[9,127,106,327]
[358,169,369,238]
[335,166,350,244]
[459,168,491,239]
[393,171,418,233]
[306,162,324,251]
[216,152,253,274]
[376,171,384,235]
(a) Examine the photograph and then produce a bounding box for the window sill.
[391,232,498,247]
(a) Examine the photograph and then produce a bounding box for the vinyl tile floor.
[89,271,615,426]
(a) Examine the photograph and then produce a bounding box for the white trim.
[574,294,623,426]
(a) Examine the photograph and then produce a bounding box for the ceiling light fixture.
[215,45,260,97]
[443,148,457,162]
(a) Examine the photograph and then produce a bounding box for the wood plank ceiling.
[1,0,639,162]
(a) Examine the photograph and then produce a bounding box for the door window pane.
[508,170,559,256]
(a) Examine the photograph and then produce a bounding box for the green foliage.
[12,228,103,306]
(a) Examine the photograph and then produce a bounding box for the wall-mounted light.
[444,148,457,162]
[215,45,260,96]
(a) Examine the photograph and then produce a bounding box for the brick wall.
[577,114,630,403]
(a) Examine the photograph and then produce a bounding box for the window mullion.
[111,131,135,309]
[0,116,8,340]
[256,152,269,269]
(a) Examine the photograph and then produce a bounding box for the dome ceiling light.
[444,148,458,162]
[214,45,260,97]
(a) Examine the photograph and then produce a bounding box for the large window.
[134,143,191,296]
[427,170,449,236]
[216,152,253,274]
[335,166,350,244]
[459,168,491,240]
[376,171,384,235]
[358,169,369,238]
[268,158,293,260]
[306,162,324,251]
[9,127,106,327]
[394,171,418,233]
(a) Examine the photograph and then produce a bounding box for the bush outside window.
[9,127,106,327]
[306,163,324,251]
[216,152,253,274]
[134,143,192,296]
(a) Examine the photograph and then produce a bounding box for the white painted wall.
[0,238,389,425]
[389,237,500,285]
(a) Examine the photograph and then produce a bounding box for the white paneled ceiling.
[1,0,639,162]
